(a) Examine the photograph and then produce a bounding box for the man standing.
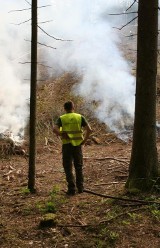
[53,101,92,195]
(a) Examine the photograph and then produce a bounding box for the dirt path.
[1,142,160,248]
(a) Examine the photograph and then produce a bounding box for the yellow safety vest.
[60,113,83,146]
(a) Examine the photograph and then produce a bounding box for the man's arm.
[53,124,69,139]
[53,125,61,136]
[52,117,62,136]
[81,123,92,145]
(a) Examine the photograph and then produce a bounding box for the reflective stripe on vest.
[60,113,83,146]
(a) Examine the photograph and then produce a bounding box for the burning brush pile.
[0,131,27,157]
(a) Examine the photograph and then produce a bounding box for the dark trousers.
[62,143,84,192]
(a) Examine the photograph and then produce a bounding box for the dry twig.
[56,207,148,228]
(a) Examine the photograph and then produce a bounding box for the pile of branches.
[0,133,26,157]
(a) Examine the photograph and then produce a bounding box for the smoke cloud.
[0,0,136,137]
[0,1,31,138]
[45,0,136,133]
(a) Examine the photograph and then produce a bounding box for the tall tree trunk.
[126,0,160,191]
[28,0,37,192]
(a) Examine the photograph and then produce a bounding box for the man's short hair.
[64,101,74,111]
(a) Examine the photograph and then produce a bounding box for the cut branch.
[99,207,147,224]
[56,207,147,228]
[83,189,160,205]
[84,156,129,163]
[94,182,125,186]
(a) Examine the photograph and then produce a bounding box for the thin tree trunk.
[28,0,37,192]
[126,0,159,191]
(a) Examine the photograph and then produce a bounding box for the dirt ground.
[1,136,160,248]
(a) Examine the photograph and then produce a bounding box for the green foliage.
[35,185,66,214]
[122,220,131,225]
[45,201,57,213]
[94,238,107,248]
[20,187,30,195]
[149,204,160,220]
[35,202,45,212]
[98,227,119,247]
[108,231,119,243]
[35,201,57,214]
[127,212,141,222]
[151,209,160,220]
[50,185,61,196]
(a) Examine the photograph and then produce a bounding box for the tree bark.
[28,0,37,192]
[126,0,160,191]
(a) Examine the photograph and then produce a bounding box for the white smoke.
[0,0,136,137]
[0,1,31,138]
[44,0,136,132]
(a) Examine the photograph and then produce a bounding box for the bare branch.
[19,62,31,65]
[19,62,52,68]
[125,33,137,38]
[37,41,56,49]
[24,79,48,82]
[24,39,56,49]
[37,5,52,9]
[8,5,51,13]
[113,16,138,30]
[8,7,31,13]
[128,49,137,51]
[24,0,31,5]
[108,11,137,16]
[37,63,52,68]
[38,20,53,24]
[38,25,73,41]
[11,19,31,25]
[11,19,53,26]
[126,0,138,12]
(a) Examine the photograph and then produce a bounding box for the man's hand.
[81,124,92,145]
[81,140,86,146]
[61,131,70,140]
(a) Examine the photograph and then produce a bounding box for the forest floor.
[1,135,160,248]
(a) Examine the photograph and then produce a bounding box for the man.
[53,100,92,195]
